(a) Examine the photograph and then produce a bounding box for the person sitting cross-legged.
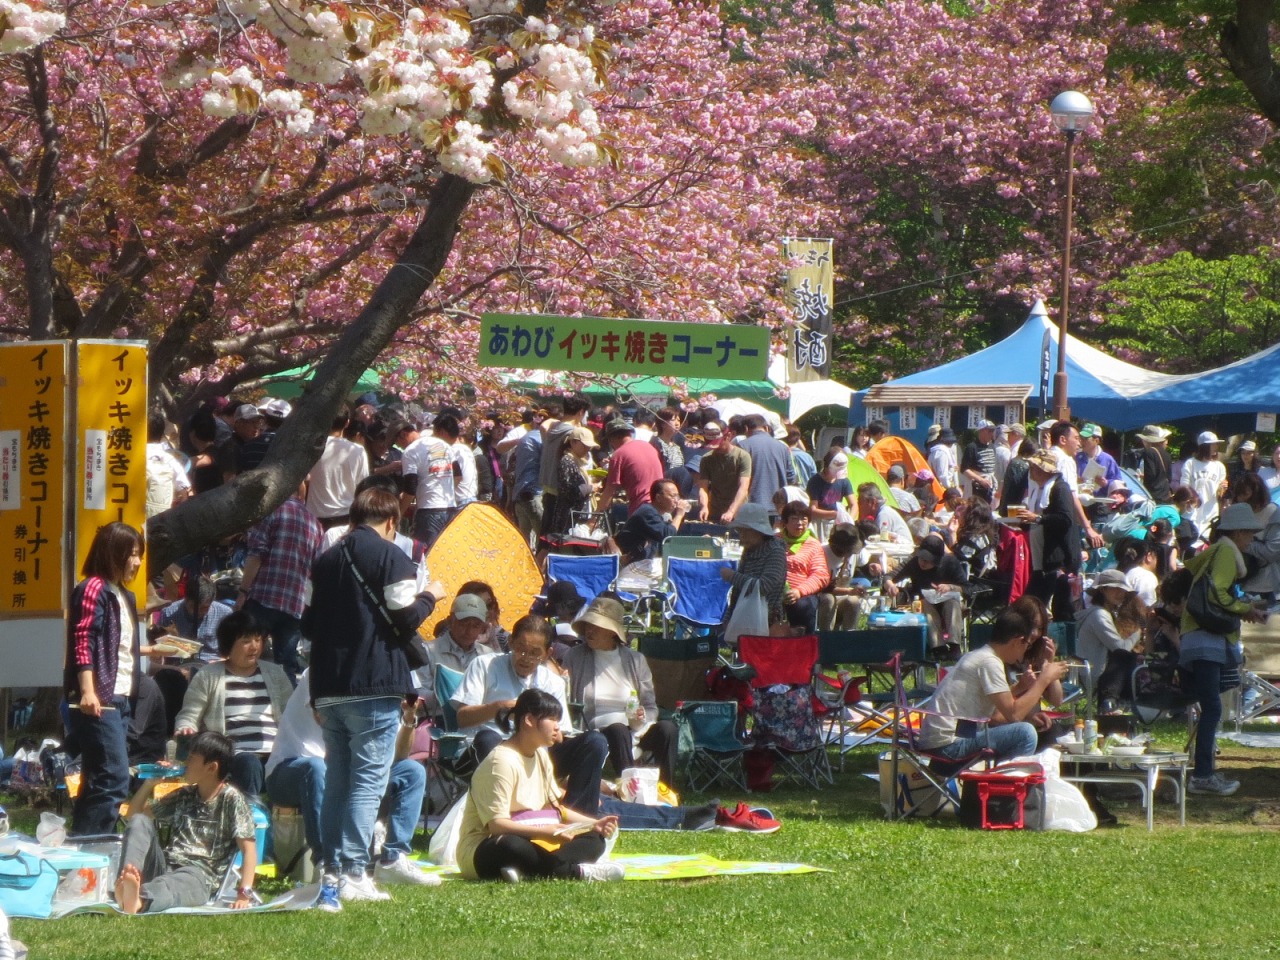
[917,609,1069,767]
[114,732,257,914]
[457,689,622,883]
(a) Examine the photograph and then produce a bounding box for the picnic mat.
[42,855,823,915]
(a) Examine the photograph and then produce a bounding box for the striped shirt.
[223,670,278,755]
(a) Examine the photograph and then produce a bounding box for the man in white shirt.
[1048,420,1103,547]
[145,413,191,519]
[306,409,370,530]
[918,609,1067,764]
[401,412,462,546]
[414,594,499,711]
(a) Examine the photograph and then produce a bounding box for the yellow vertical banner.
[74,340,148,601]
[0,341,69,617]
[783,237,834,385]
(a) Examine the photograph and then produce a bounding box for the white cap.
[1197,430,1222,445]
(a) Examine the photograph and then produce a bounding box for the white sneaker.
[578,861,625,882]
[375,854,443,887]
[339,872,392,902]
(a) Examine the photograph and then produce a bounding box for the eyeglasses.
[512,648,546,661]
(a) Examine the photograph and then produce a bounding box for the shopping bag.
[724,578,768,647]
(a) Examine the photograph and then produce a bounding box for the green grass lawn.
[8,724,1280,960]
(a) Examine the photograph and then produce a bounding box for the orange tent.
[417,503,543,640]
[865,436,945,502]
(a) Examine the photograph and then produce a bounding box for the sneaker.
[339,871,392,902]
[1188,773,1240,796]
[577,861,625,882]
[680,802,720,832]
[375,854,443,887]
[316,876,343,914]
[715,802,782,834]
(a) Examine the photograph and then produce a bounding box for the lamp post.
[1049,90,1094,422]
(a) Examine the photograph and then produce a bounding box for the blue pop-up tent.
[1135,340,1280,426]
[851,302,1187,436]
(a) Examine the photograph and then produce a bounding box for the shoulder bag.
[341,538,428,670]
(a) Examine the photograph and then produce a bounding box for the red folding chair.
[737,634,833,789]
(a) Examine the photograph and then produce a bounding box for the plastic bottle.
[165,738,178,765]
[1073,718,1084,743]
[625,689,640,724]
[1083,719,1098,752]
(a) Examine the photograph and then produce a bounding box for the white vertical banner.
[1004,403,1022,427]
[83,428,107,511]
[865,405,883,426]
[967,406,986,429]
[934,406,951,429]
[898,405,917,430]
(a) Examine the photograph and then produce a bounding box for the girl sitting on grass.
[456,689,621,883]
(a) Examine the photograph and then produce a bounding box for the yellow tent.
[417,503,543,640]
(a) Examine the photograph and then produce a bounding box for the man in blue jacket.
[304,486,444,908]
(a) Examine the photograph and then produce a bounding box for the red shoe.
[715,803,781,834]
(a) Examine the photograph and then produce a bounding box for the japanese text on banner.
[75,341,148,600]
[0,342,68,616]
[783,238,833,384]
[479,314,770,381]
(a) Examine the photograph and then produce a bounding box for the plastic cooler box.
[957,767,1046,830]
[43,847,112,905]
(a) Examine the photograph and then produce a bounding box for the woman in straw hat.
[1019,450,1081,620]
[548,426,599,536]
[563,597,678,785]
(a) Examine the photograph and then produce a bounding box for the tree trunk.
[145,173,476,570]
[1221,1,1280,126]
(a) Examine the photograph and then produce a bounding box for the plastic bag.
[427,793,468,867]
[1011,749,1096,832]
[35,813,66,848]
[617,767,660,805]
[724,577,768,647]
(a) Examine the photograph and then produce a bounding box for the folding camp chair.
[661,556,735,642]
[815,626,932,770]
[546,553,620,606]
[416,665,472,814]
[737,634,833,789]
[677,700,749,794]
[662,536,724,561]
[885,654,993,820]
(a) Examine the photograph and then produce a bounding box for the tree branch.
[1221,0,1280,126]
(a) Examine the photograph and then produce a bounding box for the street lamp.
[1049,90,1094,422]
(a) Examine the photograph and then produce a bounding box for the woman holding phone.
[456,689,622,883]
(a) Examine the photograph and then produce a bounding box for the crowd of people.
[54,390,1280,913]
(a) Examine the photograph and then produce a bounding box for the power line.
[830,188,1277,310]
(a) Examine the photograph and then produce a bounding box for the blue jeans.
[1189,659,1223,779]
[266,757,325,863]
[318,696,400,875]
[599,796,684,831]
[413,508,454,548]
[267,755,424,863]
[932,721,1037,766]
[244,599,303,685]
[69,696,132,836]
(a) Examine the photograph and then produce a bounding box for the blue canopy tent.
[850,302,1184,444]
[1134,341,1280,432]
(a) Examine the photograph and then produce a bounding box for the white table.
[1059,750,1188,831]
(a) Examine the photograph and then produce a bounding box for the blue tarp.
[1136,340,1280,425]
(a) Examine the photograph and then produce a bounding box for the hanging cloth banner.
[782,237,834,384]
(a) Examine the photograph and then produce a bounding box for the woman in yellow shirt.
[456,689,621,882]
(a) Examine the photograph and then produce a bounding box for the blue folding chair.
[662,556,734,641]
[546,553,620,606]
